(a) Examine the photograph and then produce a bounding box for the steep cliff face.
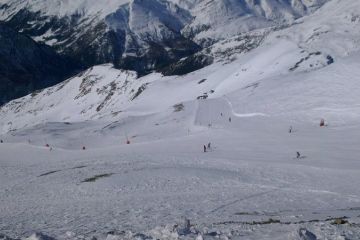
[0,23,78,104]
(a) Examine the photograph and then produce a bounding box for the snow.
[1,0,360,239]
[1,113,360,239]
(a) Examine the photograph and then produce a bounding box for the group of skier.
[202,117,328,159]
[1,116,328,157]
[202,112,234,152]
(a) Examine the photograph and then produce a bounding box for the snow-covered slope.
[182,0,328,45]
[2,0,360,239]
[279,0,360,57]
[1,116,360,240]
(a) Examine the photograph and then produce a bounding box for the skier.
[289,126,293,133]
[320,119,325,127]
[229,117,232,122]
[221,113,223,117]
[0,139,3,143]
[296,152,301,159]
[207,142,211,151]
[203,145,207,153]
[82,146,86,150]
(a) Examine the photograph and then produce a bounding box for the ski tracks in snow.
[222,96,268,118]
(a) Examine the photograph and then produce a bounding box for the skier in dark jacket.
[203,145,207,153]
[320,119,325,127]
[296,152,301,159]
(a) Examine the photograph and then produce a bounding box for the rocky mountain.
[0,23,78,104]
[1,0,360,133]
[0,0,329,75]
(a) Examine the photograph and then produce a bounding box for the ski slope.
[1,0,360,239]
[1,108,360,239]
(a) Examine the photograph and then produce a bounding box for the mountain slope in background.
[1,0,359,133]
[0,0,329,74]
[0,23,78,104]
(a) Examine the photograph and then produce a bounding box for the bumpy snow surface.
[1,0,360,239]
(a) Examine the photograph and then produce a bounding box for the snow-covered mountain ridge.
[0,0,329,73]
[1,0,360,134]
